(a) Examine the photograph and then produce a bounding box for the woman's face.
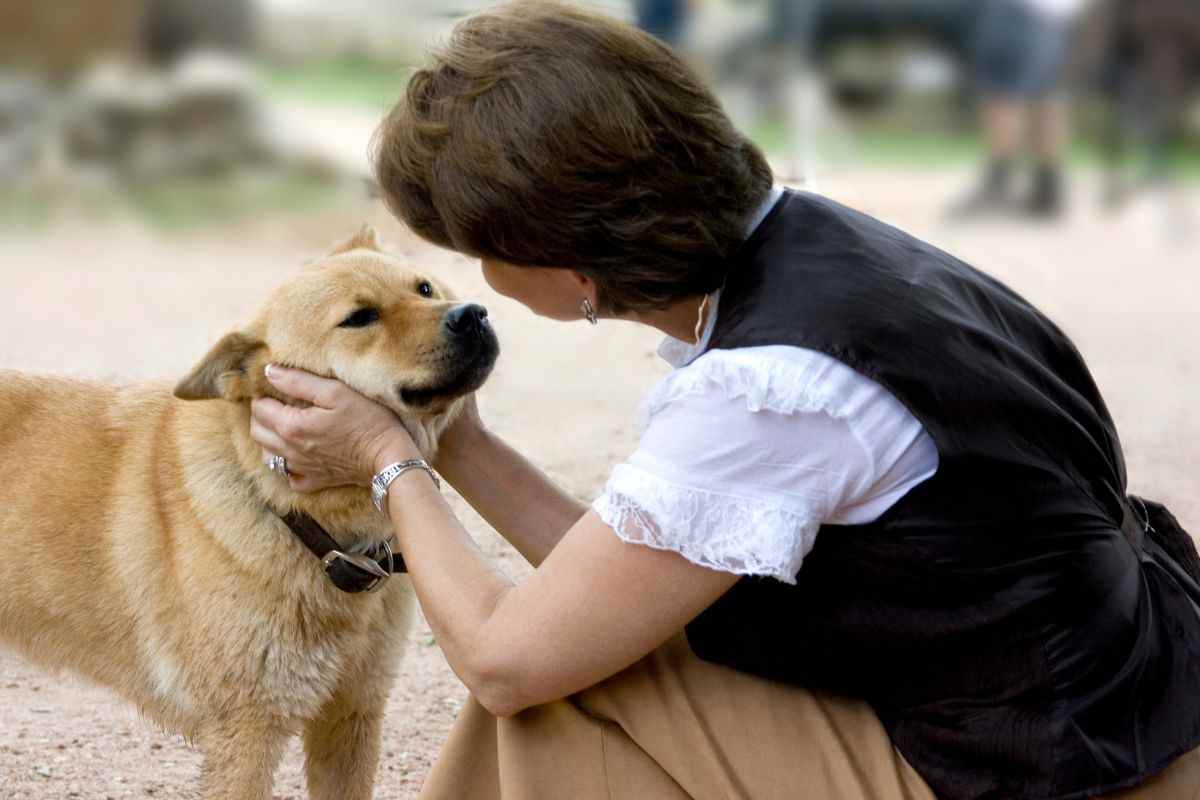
[481,258,591,322]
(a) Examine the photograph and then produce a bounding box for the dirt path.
[0,168,1196,798]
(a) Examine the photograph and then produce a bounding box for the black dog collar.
[278,510,408,593]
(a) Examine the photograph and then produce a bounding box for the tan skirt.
[419,635,1200,800]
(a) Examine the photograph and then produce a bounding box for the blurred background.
[1,0,1197,230]
[0,2,1197,798]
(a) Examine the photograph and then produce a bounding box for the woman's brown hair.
[373,0,773,314]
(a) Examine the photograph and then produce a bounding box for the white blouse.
[592,195,940,585]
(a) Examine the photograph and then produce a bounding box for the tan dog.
[0,226,498,800]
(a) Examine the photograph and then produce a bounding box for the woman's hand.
[250,364,420,493]
[432,393,488,473]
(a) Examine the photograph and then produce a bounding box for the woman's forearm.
[381,458,742,718]
[380,467,517,710]
[435,425,586,566]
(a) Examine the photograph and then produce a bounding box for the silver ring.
[267,454,290,477]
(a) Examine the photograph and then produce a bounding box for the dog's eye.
[417,282,434,298]
[338,308,381,329]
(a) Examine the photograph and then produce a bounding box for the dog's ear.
[327,224,381,256]
[174,332,267,402]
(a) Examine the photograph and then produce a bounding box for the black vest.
[685,191,1200,800]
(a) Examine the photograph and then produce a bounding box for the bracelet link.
[371,459,440,514]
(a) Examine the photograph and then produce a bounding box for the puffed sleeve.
[592,347,891,585]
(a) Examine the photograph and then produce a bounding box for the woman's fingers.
[251,395,363,492]
[288,474,322,494]
[249,415,290,456]
[251,368,420,489]
[251,395,312,441]
[251,402,320,477]
[258,440,326,494]
[264,364,345,409]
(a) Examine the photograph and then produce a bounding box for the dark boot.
[1028,163,1065,218]
[950,159,1014,219]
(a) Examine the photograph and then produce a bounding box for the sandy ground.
[0,167,1197,798]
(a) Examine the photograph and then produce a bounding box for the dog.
[0,224,498,800]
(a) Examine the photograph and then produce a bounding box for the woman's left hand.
[250,364,420,493]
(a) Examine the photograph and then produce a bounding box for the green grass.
[257,53,1200,177]
[836,129,984,167]
[750,122,985,168]
[260,55,411,113]
[125,172,340,230]
[0,190,54,231]
[752,117,1200,178]
[1,172,343,233]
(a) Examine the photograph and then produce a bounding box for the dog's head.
[173,225,499,456]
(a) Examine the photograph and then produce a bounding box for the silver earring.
[580,297,598,325]
[693,294,710,344]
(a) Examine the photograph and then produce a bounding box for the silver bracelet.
[372,459,440,514]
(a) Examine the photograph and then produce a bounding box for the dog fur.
[0,225,495,799]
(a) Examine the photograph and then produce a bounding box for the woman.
[250,3,1200,798]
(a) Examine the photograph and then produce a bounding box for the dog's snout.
[444,303,489,337]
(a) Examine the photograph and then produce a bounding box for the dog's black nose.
[444,303,489,337]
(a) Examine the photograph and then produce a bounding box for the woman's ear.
[174,332,268,402]
[564,270,599,309]
[564,270,593,293]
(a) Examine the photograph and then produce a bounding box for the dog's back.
[0,371,173,696]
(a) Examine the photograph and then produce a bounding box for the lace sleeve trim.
[592,464,821,585]
[640,348,867,430]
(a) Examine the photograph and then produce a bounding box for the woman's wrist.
[371,429,423,477]
[434,417,491,473]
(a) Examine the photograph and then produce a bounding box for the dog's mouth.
[398,327,499,408]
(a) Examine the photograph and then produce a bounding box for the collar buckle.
[322,545,391,593]
[278,508,404,593]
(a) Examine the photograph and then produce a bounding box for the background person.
[953,0,1085,218]
[634,0,694,47]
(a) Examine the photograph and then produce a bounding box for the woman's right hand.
[434,393,489,474]
[427,389,587,566]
